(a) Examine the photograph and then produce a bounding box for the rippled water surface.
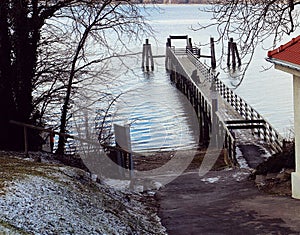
[111,59,199,152]
[105,4,296,152]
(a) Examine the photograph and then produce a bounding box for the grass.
[0,152,63,195]
[132,148,229,173]
[0,219,31,235]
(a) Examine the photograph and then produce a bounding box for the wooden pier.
[165,36,284,165]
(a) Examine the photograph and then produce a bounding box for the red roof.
[268,35,300,66]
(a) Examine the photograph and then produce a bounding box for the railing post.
[188,37,193,51]
[24,126,28,156]
[211,75,218,147]
[168,38,283,164]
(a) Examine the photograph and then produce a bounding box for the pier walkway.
[165,35,284,165]
[153,36,296,235]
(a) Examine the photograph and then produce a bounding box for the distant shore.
[136,0,210,4]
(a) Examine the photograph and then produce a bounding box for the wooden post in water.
[227,38,241,69]
[233,42,242,67]
[142,39,154,71]
[165,39,171,71]
[227,38,233,67]
[231,42,236,70]
[210,37,216,70]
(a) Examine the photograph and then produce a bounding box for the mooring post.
[149,43,154,71]
[233,42,242,67]
[227,38,233,67]
[210,37,216,70]
[232,42,237,70]
[142,42,146,70]
[145,40,150,70]
[145,39,150,71]
[142,39,154,71]
[188,38,193,52]
[227,38,241,69]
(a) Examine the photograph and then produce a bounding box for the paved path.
[156,169,300,235]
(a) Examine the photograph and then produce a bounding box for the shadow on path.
[156,169,300,235]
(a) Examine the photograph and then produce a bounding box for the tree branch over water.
[0,0,153,152]
[196,0,300,86]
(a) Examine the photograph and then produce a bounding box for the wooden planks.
[165,44,284,165]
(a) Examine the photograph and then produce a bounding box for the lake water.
[109,58,199,152]
[102,4,296,153]
[146,4,295,134]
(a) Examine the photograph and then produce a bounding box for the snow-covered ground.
[0,152,166,234]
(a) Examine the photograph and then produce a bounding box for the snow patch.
[103,177,164,193]
[201,176,220,183]
[103,178,131,191]
[0,165,166,234]
[232,171,250,181]
[236,147,250,169]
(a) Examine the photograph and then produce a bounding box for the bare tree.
[0,0,78,150]
[52,1,151,154]
[0,0,152,151]
[198,0,300,85]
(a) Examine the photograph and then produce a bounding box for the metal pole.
[24,126,28,156]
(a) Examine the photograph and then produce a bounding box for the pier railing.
[166,46,237,164]
[186,48,283,153]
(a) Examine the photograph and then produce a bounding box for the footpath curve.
[156,168,300,235]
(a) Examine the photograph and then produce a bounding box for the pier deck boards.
[177,55,267,150]
[178,55,241,120]
[166,45,283,164]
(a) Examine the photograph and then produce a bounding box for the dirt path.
[156,168,300,235]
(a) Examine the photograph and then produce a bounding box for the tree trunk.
[0,1,20,149]
[0,0,42,150]
[56,24,94,154]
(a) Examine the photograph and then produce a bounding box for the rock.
[266,173,277,180]
[255,143,295,176]
[255,174,266,186]
[276,170,291,181]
